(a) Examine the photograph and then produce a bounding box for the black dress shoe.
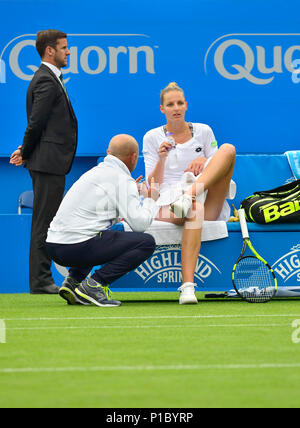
[30,284,60,294]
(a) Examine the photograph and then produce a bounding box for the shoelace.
[86,279,113,300]
[101,285,113,300]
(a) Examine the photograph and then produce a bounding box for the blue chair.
[18,190,34,214]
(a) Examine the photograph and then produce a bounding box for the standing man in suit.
[10,29,78,294]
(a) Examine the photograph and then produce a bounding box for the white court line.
[3,314,300,321]
[4,323,288,331]
[1,362,300,374]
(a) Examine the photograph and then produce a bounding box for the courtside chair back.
[18,190,34,214]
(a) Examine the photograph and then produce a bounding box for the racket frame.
[232,209,277,302]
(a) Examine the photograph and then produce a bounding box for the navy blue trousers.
[46,230,156,285]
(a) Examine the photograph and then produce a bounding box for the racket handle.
[238,208,249,239]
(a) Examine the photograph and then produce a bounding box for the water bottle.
[166,132,178,169]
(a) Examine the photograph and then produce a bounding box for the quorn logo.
[204,33,300,85]
[0,33,158,82]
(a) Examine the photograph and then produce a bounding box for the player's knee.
[221,143,236,161]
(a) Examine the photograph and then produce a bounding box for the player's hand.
[158,141,172,160]
[184,156,207,176]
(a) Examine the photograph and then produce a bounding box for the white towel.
[122,219,228,244]
[285,151,300,180]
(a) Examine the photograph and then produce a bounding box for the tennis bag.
[240,179,300,224]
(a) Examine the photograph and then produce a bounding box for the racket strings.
[234,257,275,303]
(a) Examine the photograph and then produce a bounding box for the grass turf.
[1,292,300,408]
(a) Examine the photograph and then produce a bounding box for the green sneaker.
[59,276,91,305]
[75,278,121,307]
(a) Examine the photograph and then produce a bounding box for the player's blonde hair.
[160,82,185,105]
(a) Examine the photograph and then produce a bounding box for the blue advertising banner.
[1,0,300,156]
[2,214,299,295]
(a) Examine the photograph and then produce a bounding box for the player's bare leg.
[171,144,236,219]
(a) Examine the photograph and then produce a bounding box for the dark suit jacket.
[21,63,78,175]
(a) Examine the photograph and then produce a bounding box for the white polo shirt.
[46,155,159,244]
[143,123,234,221]
[143,123,218,192]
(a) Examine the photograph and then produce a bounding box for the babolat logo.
[204,33,300,85]
[0,33,157,81]
[272,245,300,283]
[134,245,221,286]
[263,200,300,223]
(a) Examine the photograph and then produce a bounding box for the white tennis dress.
[143,123,236,221]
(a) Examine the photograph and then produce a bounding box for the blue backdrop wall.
[1,0,300,159]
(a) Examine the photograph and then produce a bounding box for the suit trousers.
[29,170,65,291]
[46,230,156,285]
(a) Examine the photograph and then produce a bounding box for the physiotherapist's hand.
[137,181,148,199]
[136,176,149,199]
[158,141,172,160]
[185,156,207,176]
[135,175,143,183]
[148,177,160,202]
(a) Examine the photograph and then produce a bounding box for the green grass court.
[1,292,300,408]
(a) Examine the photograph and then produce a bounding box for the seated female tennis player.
[143,82,236,305]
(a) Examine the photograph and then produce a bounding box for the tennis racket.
[232,208,277,303]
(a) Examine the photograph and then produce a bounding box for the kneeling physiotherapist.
[46,134,159,307]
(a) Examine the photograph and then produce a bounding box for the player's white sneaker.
[178,282,198,305]
[170,194,193,218]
